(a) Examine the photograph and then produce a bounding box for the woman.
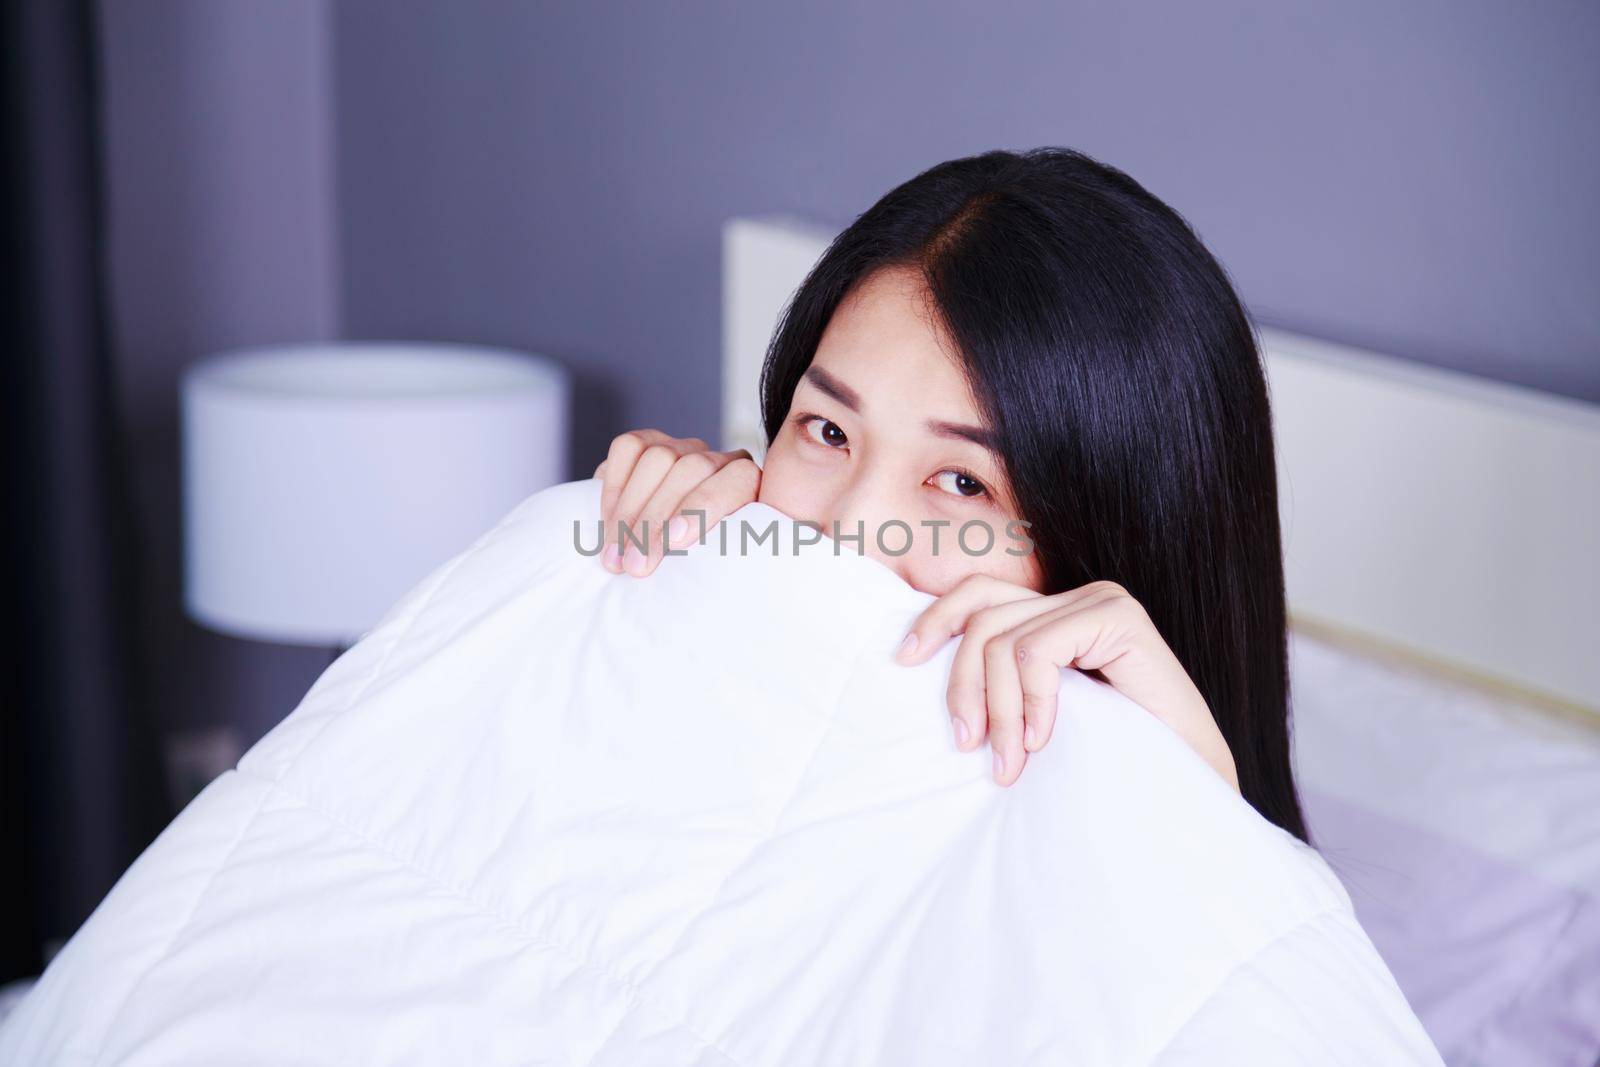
[592,146,1306,842]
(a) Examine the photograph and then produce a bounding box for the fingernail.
[623,544,647,576]
[1024,724,1037,749]
[952,717,970,748]
[896,632,918,661]
[993,750,1005,780]
[601,543,621,572]
[666,515,688,547]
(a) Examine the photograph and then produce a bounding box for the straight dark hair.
[759,147,1308,842]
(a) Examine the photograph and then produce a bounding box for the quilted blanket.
[1,477,1442,1065]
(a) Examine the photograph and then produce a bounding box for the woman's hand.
[593,429,759,577]
[894,574,1239,792]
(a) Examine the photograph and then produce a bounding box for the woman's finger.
[598,429,671,530]
[1004,589,1153,753]
[605,440,694,571]
[915,579,1125,761]
[610,444,684,532]
[981,625,1028,785]
[943,596,1046,752]
[625,449,753,577]
[1004,602,1097,754]
[622,450,721,577]
[670,455,761,543]
[895,572,1040,667]
[982,594,1127,782]
[599,430,675,572]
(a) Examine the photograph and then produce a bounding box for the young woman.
[591,146,1307,842]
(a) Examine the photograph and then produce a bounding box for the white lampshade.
[182,342,570,646]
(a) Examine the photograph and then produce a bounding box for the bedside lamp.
[182,342,570,647]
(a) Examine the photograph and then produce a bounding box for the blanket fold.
[1,477,1441,1065]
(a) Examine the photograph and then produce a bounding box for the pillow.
[0,478,1441,1065]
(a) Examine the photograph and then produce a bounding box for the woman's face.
[759,266,1046,597]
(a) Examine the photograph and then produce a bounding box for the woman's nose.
[820,482,917,580]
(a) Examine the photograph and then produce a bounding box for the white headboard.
[721,215,1600,715]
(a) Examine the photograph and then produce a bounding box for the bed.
[3,215,1592,1064]
[722,215,1600,1066]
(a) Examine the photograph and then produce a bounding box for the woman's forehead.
[812,268,980,424]
[826,265,949,353]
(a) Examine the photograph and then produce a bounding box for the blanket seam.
[617,633,885,1051]
[238,771,746,1067]
[86,780,276,1067]
[84,554,459,1066]
[256,545,471,777]
[1143,903,1350,1065]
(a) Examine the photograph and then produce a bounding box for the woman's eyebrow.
[802,366,995,451]
[926,419,998,452]
[802,366,861,411]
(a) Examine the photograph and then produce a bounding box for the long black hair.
[759,147,1307,842]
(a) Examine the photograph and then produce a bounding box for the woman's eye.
[931,469,988,499]
[803,417,849,449]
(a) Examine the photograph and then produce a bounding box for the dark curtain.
[1,0,170,981]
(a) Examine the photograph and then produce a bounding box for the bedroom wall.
[97,0,341,758]
[96,0,1598,756]
[329,0,1600,473]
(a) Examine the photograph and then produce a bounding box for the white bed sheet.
[1292,632,1600,1066]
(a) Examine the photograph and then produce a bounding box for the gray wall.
[100,0,1599,748]
[332,0,1600,475]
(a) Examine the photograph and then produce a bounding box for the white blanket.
[2,478,1442,1065]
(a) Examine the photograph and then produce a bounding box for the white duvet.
[2,478,1443,1066]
